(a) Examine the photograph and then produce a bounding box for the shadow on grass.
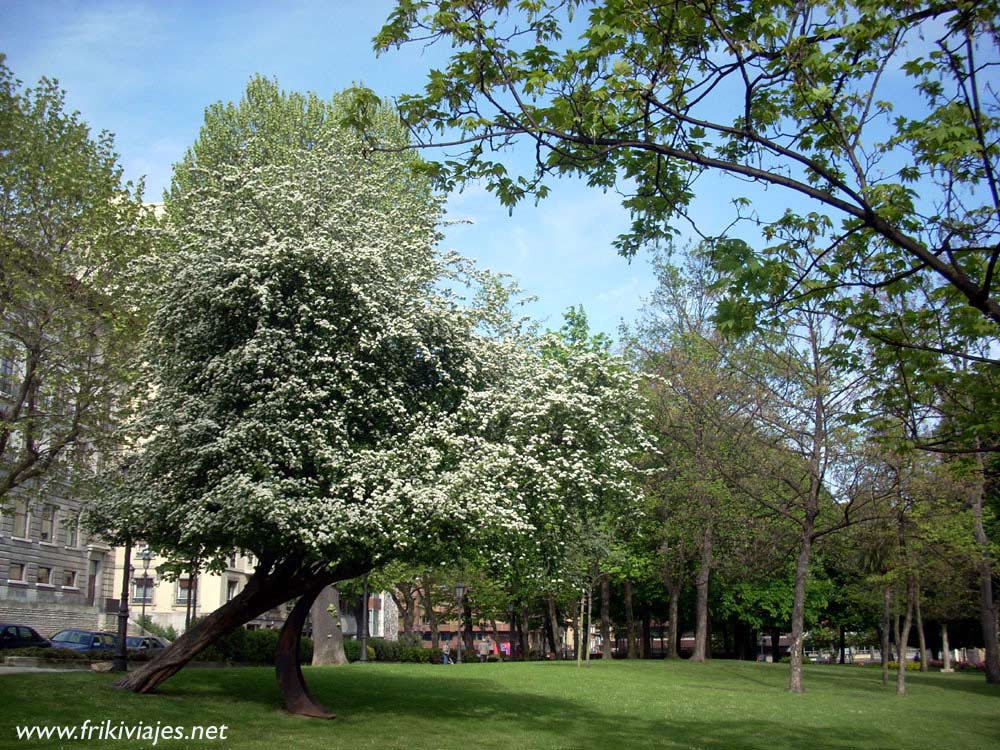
[797,664,1000,698]
[153,665,926,750]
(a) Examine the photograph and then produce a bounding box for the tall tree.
[0,56,147,502]
[87,78,537,711]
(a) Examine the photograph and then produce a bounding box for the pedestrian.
[442,640,451,665]
[478,636,491,663]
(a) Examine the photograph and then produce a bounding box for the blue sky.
[0,0,665,339]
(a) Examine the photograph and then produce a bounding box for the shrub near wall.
[193,627,313,664]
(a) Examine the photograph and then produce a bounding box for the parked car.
[0,623,52,649]
[49,629,120,652]
[126,636,168,652]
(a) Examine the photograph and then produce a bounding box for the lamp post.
[113,542,133,672]
[359,574,369,663]
[137,548,154,626]
[454,582,467,665]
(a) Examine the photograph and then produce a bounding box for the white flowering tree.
[93,80,534,712]
[467,309,652,659]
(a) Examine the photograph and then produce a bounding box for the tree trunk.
[690,526,713,663]
[463,595,474,655]
[968,454,1000,683]
[117,559,361,694]
[642,606,653,659]
[941,623,953,671]
[896,576,916,696]
[420,579,439,649]
[915,588,928,672]
[624,579,637,658]
[600,573,612,660]
[576,591,584,667]
[771,628,781,663]
[585,587,593,666]
[276,585,334,718]
[667,588,679,659]
[520,602,530,660]
[881,585,892,687]
[839,625,847,664]
[546,596,561,659]
[787,529,813,693]
[310,585,348,666]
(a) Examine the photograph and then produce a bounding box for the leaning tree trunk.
[277,584,335,718]
[690,527,713,663]
[117,559,358,694]
[600,574,612,660]
[311,585,348,666]
[520,602,531,660]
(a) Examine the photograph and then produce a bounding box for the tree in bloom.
[91,79,530,710]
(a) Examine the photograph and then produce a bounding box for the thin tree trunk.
[585,587,593,666]
[690,526,713,663]
[520,602,530,660]
[546,596,561,659]
[624,579,637,659]
[310,585,348,666]
[881,585,892,686]
[463,595,474,655]
[421,579,439,650]
[839,625,846,664]
[968,453,1000,683]
[896,576,916,696]
[771,628,781,663]
[787,529,814,693]
[667,588,679,659]
[915,588,929,672]
[941,623,953,671]
[642,606,653,659]
[600,573,612,660]
[576,591,584,667]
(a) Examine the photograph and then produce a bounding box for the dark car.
[126,636,168,652]
[49,629,120,652]
[0,623,52,649]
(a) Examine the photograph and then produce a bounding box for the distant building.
[0,484,118,635]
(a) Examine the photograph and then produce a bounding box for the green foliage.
[369,638,401,662]
[343,640,377,663]
[0,54,149,505]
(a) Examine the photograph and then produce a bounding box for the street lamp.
[137,548,154,626]
[454,582,467,665]
[113,542,133,672]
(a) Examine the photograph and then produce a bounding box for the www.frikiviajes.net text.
[14,721,229,745]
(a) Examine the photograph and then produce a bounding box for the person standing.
[478,636,491,663]
[442,640,452,665]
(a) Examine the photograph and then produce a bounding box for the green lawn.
[2,661,998,750]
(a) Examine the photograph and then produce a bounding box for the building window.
[227,553,237,569]
[176,578,193,604]
[63,570,77,587]
[8,562,26,582]
[132,576,154,604]
[12,499,29,538]
[37,566,51,585]
[66,513,80,547]
[40,504,57,542]
[226,579,238,602]
[369,608,381,638]
[0,357,14,396]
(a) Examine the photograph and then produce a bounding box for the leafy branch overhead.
[375,1,1000,328]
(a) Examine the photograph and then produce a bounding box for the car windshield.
[126,637,142,647]
[52,630,88,644]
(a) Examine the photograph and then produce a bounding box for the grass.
[2,660,998,750]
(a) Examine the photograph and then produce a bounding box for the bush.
[398,633,423,649]
[135,615,178,643]
[400,646,431,663]
[0,647,88,661]
[370,638,401,662]
[343,640,376,662]
[187,626,312,664]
